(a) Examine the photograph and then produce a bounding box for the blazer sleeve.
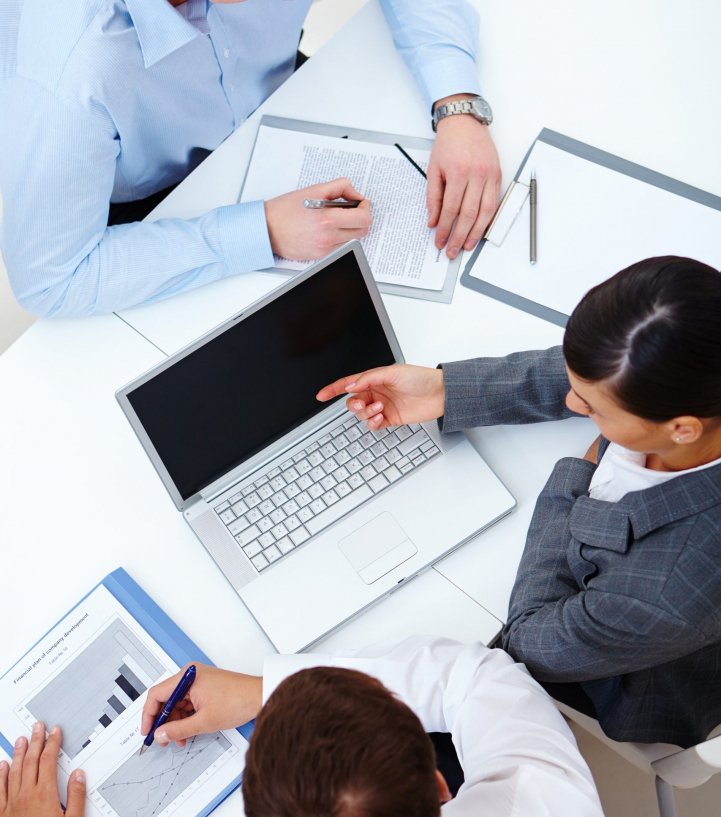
[501,459,709,682]
[439,347,577,432]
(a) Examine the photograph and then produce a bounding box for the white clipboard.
[462,129,721,326]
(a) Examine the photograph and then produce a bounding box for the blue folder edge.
[0,567,253,817]
[460,128,721,327]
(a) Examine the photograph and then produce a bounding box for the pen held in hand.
[529,173,537,265]
[303,198,361,209]
[139,664,196,756]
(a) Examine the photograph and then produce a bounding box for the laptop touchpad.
[339,512,417,585]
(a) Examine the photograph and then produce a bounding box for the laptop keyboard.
[213,415,439,572]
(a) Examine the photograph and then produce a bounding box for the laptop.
[116,242,515,653]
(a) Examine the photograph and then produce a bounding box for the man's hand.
[427,95,501,260]
[265,178,371,261]
[317,364,445,430]
[0,723,85,817]
[141,664,262,748]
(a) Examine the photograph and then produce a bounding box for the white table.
[116,0,721,621]
[2,2,720,793]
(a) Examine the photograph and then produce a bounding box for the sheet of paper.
[468,140,721,316]
[240,125,448,291]
[0,585,246,817]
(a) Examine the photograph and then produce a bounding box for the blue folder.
[0,568,252,817]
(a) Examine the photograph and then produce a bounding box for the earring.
[675,436,682,443]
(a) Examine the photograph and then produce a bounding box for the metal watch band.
[432,97,493,132]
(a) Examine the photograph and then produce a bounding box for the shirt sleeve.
[263,637,603,817]
[0,77,274,317]
[378,1,482,109]
[439,347,577,432]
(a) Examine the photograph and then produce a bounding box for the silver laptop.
[116,242,515,653]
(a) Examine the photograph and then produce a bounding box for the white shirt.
[589,442,721,502]
[263,637,603,817]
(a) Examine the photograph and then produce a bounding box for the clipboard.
[239,115,462,304]
[461,128,721,326]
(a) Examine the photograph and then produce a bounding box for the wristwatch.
[432,96,493,132]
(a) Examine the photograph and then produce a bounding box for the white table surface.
[2,0,720,789]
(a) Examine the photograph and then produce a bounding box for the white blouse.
[589,442,721,502]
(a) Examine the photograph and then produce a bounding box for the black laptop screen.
[126,252,396,501]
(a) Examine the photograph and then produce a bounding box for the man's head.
[242,667,450,817]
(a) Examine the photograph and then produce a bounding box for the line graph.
[97,733,232,817]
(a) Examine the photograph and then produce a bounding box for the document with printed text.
[240,123,452,293]
[0,571,247,817]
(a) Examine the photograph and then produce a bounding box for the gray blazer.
[440,346,721,747]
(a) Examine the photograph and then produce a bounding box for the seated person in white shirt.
[0,638,603,817]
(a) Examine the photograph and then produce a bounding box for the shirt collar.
[123,0,208,68]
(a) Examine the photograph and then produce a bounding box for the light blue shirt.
[0,0,481,317]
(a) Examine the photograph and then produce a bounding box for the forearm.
[379,0,482,109]
[439,347,575,431]
[7,202,273,317]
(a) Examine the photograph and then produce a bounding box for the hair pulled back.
[563,256,721,422]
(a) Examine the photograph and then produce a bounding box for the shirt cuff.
[418,56,483,111]
[214,200,274,272]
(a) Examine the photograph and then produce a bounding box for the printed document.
[0,585,246,817]
[240,125,448,291]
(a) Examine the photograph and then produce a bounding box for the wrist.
[432,95,493,133]
[432,92,477,113]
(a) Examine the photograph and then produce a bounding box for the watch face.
[470,97,493,123]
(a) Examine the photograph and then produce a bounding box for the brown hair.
[242,667,441,817]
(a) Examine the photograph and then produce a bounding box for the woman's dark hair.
[563,256,721,422]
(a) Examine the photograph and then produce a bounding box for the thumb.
[315,176,363,201]
[154,714,205,746]
[65,770,86,817]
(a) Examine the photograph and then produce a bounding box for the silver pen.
[529,173,537,265]
[303,198,361,209]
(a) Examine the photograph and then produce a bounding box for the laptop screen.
[126,251,396,501]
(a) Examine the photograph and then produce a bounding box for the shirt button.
[230,84,235,92]
[223,48,230,58]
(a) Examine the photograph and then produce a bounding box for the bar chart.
[23,618,165,759]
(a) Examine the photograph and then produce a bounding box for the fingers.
[38,725,62,789]
[466,171,501,251]
[0,758,8,811]
[142,672,186,736]
[346,396,384,423]
[22,721,45,787]
[65,769,87,817]
[316,373,365,402]
[444,176,482,258]
[426,164,444,229]
[153,713,205,747]
[433,177,465,255]
[309,176,364,202]
[316,367,394,403]
[8,735,27,798]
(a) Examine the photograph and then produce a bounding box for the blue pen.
[139,664,197,756]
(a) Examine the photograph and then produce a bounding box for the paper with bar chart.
[0,583,246,817]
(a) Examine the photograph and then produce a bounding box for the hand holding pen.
[265,178,371,261]
[140,663,263,751]
[139,665,196,754]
